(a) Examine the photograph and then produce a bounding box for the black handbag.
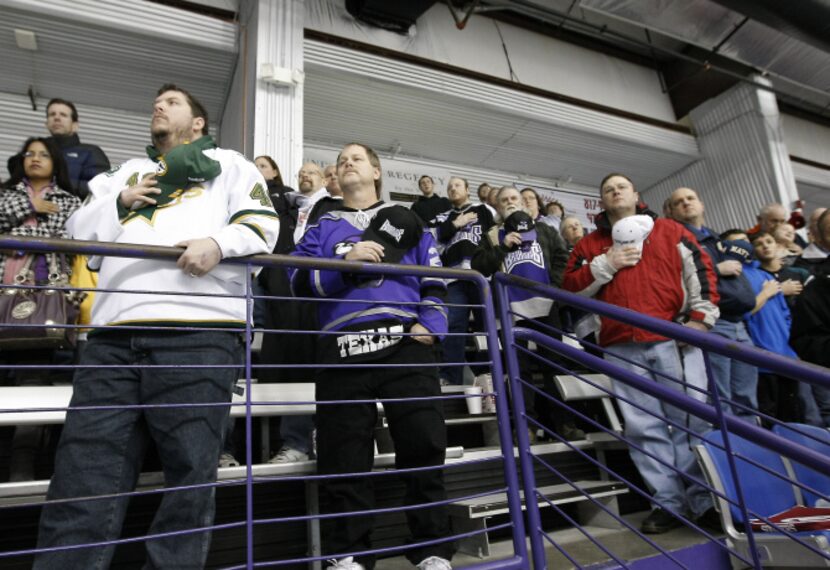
[0,253,86,350]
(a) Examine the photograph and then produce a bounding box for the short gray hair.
[559,215,581,236]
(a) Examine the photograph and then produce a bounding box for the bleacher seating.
[696,430,830,568]
[447,372,631,557]
[772,423,830,507]
[0,366,633,566]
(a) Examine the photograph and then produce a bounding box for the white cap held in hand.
[612,215,654,254]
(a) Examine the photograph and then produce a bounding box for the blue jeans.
[707,319,758,419]
[281,414,314,455]
[679,345,713,436]
[441,281,482,385]
[251,278,269,328]
[800,382,830,427]
[605,340,712,517]
[35,330,242,570]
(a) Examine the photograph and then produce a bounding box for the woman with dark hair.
[521,187,544,220]
[1,137,81,281]
[220,154,300,467]
[1,137,81,481]
[253,154,296,250]
[251,155,294,251]
[255,154,285,186]
[5,138,75,194]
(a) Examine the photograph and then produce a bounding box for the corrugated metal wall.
[218,0,257,156]
[1,0,236,117]
[303,40,697,157]
[643,78,799,231]
[0,91,150,179]
[304,0,678,122]
[792,161,830,219]
[302,39,699,191]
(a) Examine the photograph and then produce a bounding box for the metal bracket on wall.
[446,0,482,30]
[27,86,37,111]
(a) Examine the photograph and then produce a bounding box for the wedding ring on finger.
[189,272,198,278]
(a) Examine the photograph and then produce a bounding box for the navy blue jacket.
[684,224,756,321]
[52,134,110,199]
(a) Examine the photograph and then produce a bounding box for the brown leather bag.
[0,253,85,350]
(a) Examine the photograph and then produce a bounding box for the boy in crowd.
[747,232,815,424]
[411,175,451,224]
[752,232,810,310]
[722,233,800,423]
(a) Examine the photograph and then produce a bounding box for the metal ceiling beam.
[478,0,830,118]
[710,0,830,54]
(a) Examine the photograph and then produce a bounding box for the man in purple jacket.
[290,143,454,570]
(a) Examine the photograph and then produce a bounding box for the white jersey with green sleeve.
[66,147,279,328]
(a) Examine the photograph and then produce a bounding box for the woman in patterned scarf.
[1,137,81,482]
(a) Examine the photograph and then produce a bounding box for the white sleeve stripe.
[312,270,326,297]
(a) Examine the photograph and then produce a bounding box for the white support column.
[691,76,799,216]
[644,76,800,230]
[254,0,304,181]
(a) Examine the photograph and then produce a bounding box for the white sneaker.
[417,556,452,570]
[218,453,240,468]
[327,556,365,569]
[268,446,309,464]
[473,373,496,413]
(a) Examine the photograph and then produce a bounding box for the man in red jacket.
[563,173,720,534]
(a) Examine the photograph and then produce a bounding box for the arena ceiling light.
[14,29,37,51]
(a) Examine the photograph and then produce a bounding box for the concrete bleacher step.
[449,480,627,519]
[542,510,728,570]
[0,446,467,506]
[448,480,628,558]
[375,511,726,570]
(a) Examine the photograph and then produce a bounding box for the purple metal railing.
[7,236,830,568]
[494,272,830,570]
[0,236,526,569]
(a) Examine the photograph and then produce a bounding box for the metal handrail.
[496,272,829,387]
[494,271,830,570]
[0,236,527,569]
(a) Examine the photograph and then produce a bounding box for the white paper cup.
[464,385,483,415]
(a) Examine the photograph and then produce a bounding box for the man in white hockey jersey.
[35,84,279,569]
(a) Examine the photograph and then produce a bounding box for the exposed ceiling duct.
[710,0,830,54]
[345,0,438,33]
[478,0,830,121]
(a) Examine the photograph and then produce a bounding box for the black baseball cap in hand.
[503,211,537,241]
[362,205,424,263]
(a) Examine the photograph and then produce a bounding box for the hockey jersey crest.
[290,202,447,363]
